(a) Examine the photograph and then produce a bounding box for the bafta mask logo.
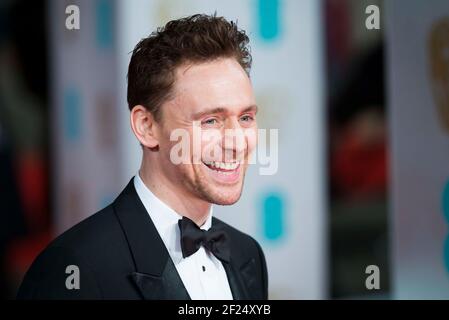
[429,17,449,134]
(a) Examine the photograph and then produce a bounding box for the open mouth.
[203,161,240,173]
[202,160,242,183]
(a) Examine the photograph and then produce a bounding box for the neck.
[139,155,211,227]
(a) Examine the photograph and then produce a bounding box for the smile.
[202,161,240,172]
[202,161,242,183]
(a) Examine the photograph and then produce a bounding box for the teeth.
[203,161,239,170]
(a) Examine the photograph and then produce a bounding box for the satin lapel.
[222,260,249,300]
[113,179,190,300]
[239,257,259,299]
[213,217,259,300]
[130,259,190,300]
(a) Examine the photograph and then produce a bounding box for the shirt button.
[202,265,206,272]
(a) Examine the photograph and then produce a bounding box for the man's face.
[156,58,258,205]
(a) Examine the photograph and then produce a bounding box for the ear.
[130,105,159,148]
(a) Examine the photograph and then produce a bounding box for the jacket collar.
[112,179,256,300]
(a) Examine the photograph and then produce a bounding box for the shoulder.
[49,204,124,255]
[17,205,129,299]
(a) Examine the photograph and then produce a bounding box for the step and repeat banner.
[386,0,449,299]
[50,0,327,299]
[49,0,122,235]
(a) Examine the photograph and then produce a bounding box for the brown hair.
[127,13,252,121]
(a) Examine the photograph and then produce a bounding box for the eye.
[202,118,218,127]
[240,115,254,122]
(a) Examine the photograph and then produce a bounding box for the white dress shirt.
[134,173,233,300]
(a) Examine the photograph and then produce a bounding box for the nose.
[222,118,246,160]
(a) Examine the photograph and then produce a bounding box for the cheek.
[245,128,258,153]
[159,132,184,167]
[200,130,222,158]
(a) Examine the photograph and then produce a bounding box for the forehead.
[170,58,255,114]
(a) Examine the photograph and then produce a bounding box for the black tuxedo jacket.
[17,179,268,300]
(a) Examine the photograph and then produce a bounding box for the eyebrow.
[192,105,258,120]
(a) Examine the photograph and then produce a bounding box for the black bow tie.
[178,216,230,263]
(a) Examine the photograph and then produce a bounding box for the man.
[17,14,268,300]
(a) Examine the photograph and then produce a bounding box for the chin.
[203,185,244,205]
[190,164,247,205]
[211,195,241,206]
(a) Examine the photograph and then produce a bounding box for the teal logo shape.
[256,0,281,42]
[96,0,113,48]
[261,191,286,241]
[63,87,81,141]
[443,179,449,273]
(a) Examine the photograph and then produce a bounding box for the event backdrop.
[386,0,449,299]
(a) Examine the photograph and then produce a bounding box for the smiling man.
[17,14,268,300]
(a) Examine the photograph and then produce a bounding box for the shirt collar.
[133,172,213,263]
